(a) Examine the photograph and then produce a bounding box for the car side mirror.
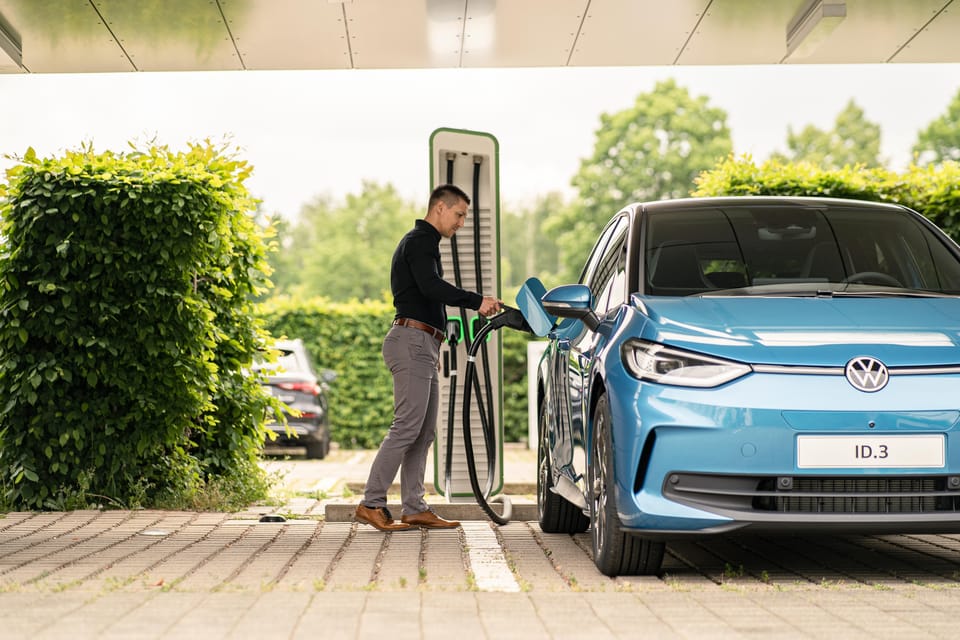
[541,284,600,332]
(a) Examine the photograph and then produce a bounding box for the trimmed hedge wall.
[258,297,394,449]
[257,297,532,448]
[0,144,278,510]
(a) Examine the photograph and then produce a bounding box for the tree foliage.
[500,192,566,290]
[913,88,960,166]
[269,181,416,301]
[0,143,279,510]
[549,79,733,281]
[770,99,882,169]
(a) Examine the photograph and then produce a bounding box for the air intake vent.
[664,473,960,515]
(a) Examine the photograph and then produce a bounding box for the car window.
[276,350,307,373]
[254,345,310,375]
[580,215,627,289]
[590,224,628,313]
[644,204,960,296]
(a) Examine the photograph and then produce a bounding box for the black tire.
[538,406,589,533]
[589,394,665,576]
[305,434,329,460]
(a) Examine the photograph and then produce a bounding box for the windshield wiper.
[700,287,956,299]
[828,289,956,299]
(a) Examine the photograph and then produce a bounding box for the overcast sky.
[1,62,959,219]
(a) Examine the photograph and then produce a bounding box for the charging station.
[428,127,502,502]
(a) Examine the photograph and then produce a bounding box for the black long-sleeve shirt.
[391,219,482,331]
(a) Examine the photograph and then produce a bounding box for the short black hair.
[429,184,470,209]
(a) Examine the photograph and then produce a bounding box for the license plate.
[797,435,945,469]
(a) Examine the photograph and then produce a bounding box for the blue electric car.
[534,196,960,576]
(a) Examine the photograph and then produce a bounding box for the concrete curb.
[344,482,537,495]
[325,501,539,522]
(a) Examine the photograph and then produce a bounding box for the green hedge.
[501,329,537,444]
[693,156,960,240]
[258,298,533,448]
[258,297,394,449]
[0,144,278,510]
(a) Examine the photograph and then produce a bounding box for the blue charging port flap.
[514,277,556,337]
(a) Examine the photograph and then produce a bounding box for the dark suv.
[256,338,334,459]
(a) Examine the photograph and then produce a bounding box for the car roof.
[634,195,911,215]
[273,338,305,350]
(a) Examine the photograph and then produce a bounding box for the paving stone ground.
[2,446,960,638]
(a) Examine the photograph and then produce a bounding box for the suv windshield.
[644,204,960,296]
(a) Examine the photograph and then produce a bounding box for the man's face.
[435,198,468,238]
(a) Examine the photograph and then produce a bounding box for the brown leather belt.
[393,318,445,342]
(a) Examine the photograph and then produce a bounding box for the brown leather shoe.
[401,509,460,529]
[355,504,412,531]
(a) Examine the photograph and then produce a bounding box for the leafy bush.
[0,143,278,509]
[257,297,534,447]
[693,155,960,241]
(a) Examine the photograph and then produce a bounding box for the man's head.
[425,184,470,238]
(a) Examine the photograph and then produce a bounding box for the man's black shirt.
[391,219,482,331]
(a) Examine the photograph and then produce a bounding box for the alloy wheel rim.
[537,413,549,515]
[593,412,607,554]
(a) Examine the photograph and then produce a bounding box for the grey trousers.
[362,324,440,515]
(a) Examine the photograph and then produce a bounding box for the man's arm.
[407,242,500,315]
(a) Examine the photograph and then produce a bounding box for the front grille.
[757,477,943,513]
[664,473,960,515]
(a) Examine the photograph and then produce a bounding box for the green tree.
[549,79,732,281]
[771,99,883,169]
[913,88,960,166]
[500,192,566,290]
[269,181,416,301]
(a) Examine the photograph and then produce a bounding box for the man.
[355,184,502,531]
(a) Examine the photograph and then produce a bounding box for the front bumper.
[605,368,960,535]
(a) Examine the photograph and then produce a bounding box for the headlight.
[620,339,751,388]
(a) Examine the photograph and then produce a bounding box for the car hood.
[633,295,960,366]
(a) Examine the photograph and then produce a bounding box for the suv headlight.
[620,339,751,388]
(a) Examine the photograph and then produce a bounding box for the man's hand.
[478,295,503,317]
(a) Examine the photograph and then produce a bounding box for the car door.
[553,214,630,488]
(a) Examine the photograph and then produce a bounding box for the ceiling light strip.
[0,20,22,69]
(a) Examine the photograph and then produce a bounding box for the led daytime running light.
[621,340,751,388]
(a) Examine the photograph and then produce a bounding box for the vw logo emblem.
[845,356,889,392]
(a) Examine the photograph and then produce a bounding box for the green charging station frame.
[428,127,504,501]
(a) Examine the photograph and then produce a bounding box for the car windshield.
[643,204,960,297]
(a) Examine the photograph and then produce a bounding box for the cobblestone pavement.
[1,447,960,638]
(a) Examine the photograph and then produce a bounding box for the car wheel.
[589,393,665,576]
[537,406,589,533]
[305,435,328,460]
